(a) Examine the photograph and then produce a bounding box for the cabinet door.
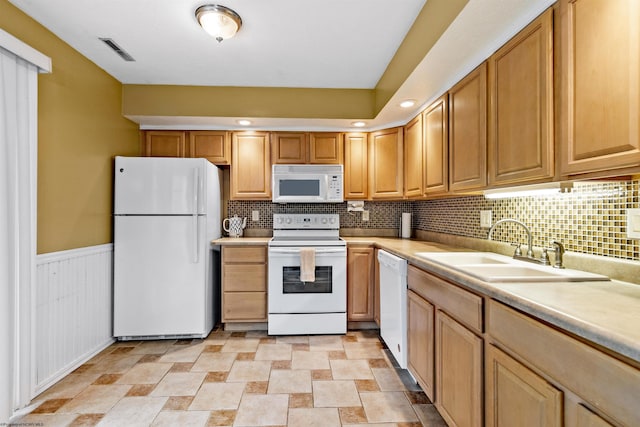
[486,344,562,427]
[408,290,435,401]
[310,132,342,164]
[144,131,186,157]
[344,133,369,199]
[449,63,488,192]
[436,310,482,427]
[575,404,614,427]
[347,246,374,321]
[369,127,404,199]
[488,9,554,186]
[404,115,424,198]
[423,95,449,196]
[559,0,640,176]
[271,132,308,164]
[231,132,271,199]
[189,131,231,164]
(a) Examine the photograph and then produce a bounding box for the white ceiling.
[9,0,555,130]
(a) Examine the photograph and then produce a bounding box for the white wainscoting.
[35,244,114,394]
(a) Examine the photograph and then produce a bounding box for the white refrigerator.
[113,156,222,339]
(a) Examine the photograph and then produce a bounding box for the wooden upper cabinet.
[310,132,343,164]
[189,131,231,165]
[143,131,187,157]
[369,127,404,199]
[404,115,424,198]
[231,132,271,199]
[344,133,369,199]
[559,0,640,176]
[271,132,308,164]
[423,95,449,196]
[488,8,554,186]
[449,63,488,193]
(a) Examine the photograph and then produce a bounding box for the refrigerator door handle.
[192,167,200,263]
[192,215,199,263]
[192,167,199,216]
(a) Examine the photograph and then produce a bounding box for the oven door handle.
[268,248,346,255]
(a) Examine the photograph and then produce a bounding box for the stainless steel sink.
[415,251,610,282]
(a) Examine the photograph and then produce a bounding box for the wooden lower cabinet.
[347,246,374,321]
[222,246,267,322]
[436,310,483,427]
[407,290,435,401]
[488,299,640,427]
[573,404,614,427]
[373,248,380,325]
[486,344,562,427]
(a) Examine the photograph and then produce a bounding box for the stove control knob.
[285,218,292,224]
[321,218,328,224]
[330,218,336,224]
[277,217,283,224]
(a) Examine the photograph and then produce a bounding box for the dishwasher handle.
[377,250,407,275]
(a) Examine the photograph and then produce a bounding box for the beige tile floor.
[19,329,448,426]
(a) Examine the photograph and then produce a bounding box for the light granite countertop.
[212,235,640,364]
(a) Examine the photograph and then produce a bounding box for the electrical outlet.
[251,210,260,222]
[362,210,370,221]
[480,210,492,228]
[627,208,640,239]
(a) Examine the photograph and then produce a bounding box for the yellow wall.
[0,1,140,254]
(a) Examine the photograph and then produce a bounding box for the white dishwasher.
[378,250,408,369]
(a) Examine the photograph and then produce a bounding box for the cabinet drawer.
[223,292,267,321]
[223,246,267,263]
[488,300,640,427]
[408,265,483,333]
[223,264,266,292]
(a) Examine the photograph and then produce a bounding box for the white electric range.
[267,213,347,335]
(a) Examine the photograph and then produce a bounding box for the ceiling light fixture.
[236,119,252,126]
[195,4,242,43]
[351,121,366,128]
[399,99,416,108]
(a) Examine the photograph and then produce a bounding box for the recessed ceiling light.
[351,121,366,128]
[400,99,416,108]
[236,119,252,126]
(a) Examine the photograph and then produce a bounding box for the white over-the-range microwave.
[272,164,343,203]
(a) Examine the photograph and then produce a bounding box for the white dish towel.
[299,248,316,282]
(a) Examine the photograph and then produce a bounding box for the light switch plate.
[626,209,640,239]
[252,210,260,222]
[480,210,492,228]
[362,210,370,221]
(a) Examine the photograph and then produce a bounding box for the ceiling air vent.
[99,38,135,62]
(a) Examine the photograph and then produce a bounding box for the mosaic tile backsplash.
[227,201,412,231]
[228,179,640,261]
[415,180,640,261]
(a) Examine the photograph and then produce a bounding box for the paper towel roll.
[401,212,412,239]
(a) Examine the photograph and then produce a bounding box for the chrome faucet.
[550,241,565,269]
[488,218,549,265]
